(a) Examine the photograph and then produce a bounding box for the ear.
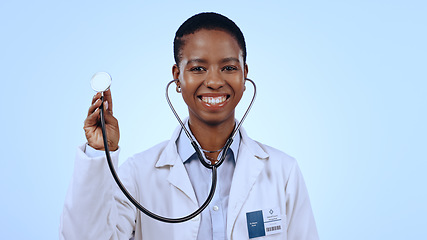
[244,63,249,91]
[172,64,180,81]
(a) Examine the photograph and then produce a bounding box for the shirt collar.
[176,119,240,164]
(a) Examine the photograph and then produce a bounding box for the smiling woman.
[60,12,319,240]
[173,29,247,159]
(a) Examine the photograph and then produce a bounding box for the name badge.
[246,208,283,239]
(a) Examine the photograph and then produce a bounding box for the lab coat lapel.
[167,156,198,205]
[155,126,198,206]
[227,128,269,238]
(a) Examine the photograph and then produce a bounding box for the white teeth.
[202,96,227,105]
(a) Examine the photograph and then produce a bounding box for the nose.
[204,69,225,90]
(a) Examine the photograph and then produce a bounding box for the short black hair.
[173,12,247,66]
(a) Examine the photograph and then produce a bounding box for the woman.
[60,12,318,240]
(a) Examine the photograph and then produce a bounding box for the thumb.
[103,101,118,125]
[104,100,113,115]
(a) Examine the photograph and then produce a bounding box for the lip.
[197,93,230,110]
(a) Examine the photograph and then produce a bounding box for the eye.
[222,65,238,72]
[190,66,206,72]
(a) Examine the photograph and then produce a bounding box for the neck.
[188,115,235,153]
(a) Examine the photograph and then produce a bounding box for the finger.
[103,102,117,124]
[91,92,102,105]
[87,98,102,117]
[103,89,113,113]
[84,107,100,127]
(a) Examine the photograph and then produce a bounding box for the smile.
[201,96,228,105]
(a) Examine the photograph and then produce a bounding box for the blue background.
[0,1,425,239]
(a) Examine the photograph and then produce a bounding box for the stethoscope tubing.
[99,78,256,223]
[100,96,218,223]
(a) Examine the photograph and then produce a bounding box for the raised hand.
[83,89,120,151]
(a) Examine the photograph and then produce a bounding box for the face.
[172,29,248,127]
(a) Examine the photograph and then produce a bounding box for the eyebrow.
[186,57,240,65]
[186,58,208,65]
[220,57,240,64]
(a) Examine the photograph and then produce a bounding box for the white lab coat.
[60,126,318,240]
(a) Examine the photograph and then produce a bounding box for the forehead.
[180,29,243,61]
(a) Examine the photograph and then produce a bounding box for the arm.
[60,90,136,239]
[285,162,319,240]
[59,145,137,239]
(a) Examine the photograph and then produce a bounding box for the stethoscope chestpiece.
[91,72,112,92]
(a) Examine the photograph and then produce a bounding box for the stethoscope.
[90,72,256,223]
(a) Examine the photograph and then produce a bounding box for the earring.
[176,85,181,93]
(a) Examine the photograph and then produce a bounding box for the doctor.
[60,12,318,239]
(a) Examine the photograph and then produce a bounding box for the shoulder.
[131,140,170,161]
[119,139,172,171]
[256,141,296,163]
[255,140,298,174]
[239,129,299,182]
[118,125,182,175]
[240,127,297,169]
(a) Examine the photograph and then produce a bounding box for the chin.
[198,112,235,126]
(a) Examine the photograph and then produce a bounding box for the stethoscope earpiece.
[175,79,181,93]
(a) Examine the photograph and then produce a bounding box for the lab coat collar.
[238,126,269,159]
[155,125,182,168]
[155,122,269,167]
